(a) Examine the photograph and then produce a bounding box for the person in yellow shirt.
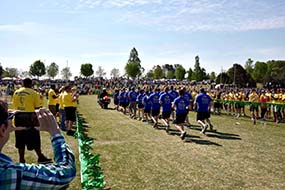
[265,89,272,119]
[12,78,51,163]
[48,84,58,116]
[248,89,260,124]
[58,86,66,131]
[62,85,78,136]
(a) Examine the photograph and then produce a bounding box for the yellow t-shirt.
[59,92,64,110]
[48,89,57,106]
[62,91,77,107]
[12,87,41,112]
[249,92,259,102]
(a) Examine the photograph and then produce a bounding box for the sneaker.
[19,159,26,164]
[201,124,208,134]
[165,125,170,134]
[38,156,52,164]
[209,124,214,131]
[66,130,75,136]
[180,132,186,140]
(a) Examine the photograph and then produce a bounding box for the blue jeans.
[59,109,66,130]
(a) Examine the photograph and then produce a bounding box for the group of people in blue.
[112,86,214,140]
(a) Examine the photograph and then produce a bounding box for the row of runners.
[112,86,214,140]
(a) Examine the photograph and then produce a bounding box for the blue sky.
[0,0,285,78]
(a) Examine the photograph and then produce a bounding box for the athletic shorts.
[196,111,210,121]
[48,105,57,116]
[144,109,150,114]
[162,111,171,119]
[250,105,259,112]
[120,102,127,108]
[114,100,119,105]
[151,109,160,117]
[15,129,41,150]
[65,106,76,122]
[174,113,187,124]
[138,104,144,109]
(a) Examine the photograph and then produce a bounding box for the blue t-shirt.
[143,95,151,110]
[129,90,137,102]
[148,92,161,110]
[183,91,192,104]
[113,92,119,103]
[137,93,144,107]
[173,96,189,114]
[169,90,179,101]
[159,92,173,112]
[119,91,127,103]
[195,93,212,112]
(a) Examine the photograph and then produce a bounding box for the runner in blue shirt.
[128,87,137,119]
[113,89,120,111]
[172,89,189,140]
[119,88,127,114]
[183,87,192,126]
[169,86,179,121]
[148,88,161,128]
[194,88,214,134]
[159,86,173,133]
[142,90,152,123]
[137,89,145,120]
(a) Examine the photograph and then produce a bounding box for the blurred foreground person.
[0,100,76,189]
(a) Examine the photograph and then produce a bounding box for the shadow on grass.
[206,133,241,140]
[185,139,222,146]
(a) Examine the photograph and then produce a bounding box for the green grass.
[3,95,285,190]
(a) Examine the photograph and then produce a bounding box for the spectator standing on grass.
[0,100,76,189]
[260,90,270,120]
[248,89,260,124]
[48,84,58,116]
[62,85,78,136]
[194,88,214,134]
[172,89,188,140]
[58,86,66,131]
[12,78,51,164]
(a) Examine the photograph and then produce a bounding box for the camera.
[14,112,39,127]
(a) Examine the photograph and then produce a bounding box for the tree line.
[1,47,284,87]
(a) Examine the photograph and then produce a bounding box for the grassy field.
[3,94,285,190]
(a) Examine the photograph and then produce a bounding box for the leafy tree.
[95,66,106,78]
[227,63,255,87]
[187,68,193,80]
[61,67,72,80]
[145,69,154,78]
[153,65,164,79]
[47,62,59,79]
[209,72,216,81]
[162,64,175,78]
[252,61,267,83]
[175,64,186,80]
[80,63,94,78]
[29,60,46,78]
[166,70,175,79]
[2,67,19,78]
[125,47,143,79]
[192,56,206,81]
[215,72,232,84]
[245,58,254,76]
[110,68,120,78]
[0,64,3,79]
[266,60,285,85]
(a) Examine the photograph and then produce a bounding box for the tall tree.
[29,60,46,78]
[96,66,106,78]
[3,67,19,77]
[227,63,255,87]
[153,65,164,79]
[0,64,3,79]
[192,56,206,81]
[110,68,120,78]
[47,62,59,79]
[209,72,216,81]
[252,61,267,83]
[125,47,143,79]
[175,64,186,80]
[187,68,193,80]
[216,72,232,84]
[61,67,72,80]
[145,69,154,78]
[80,63,94,78]
[245,58,254,76]
[266,60,285,85]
